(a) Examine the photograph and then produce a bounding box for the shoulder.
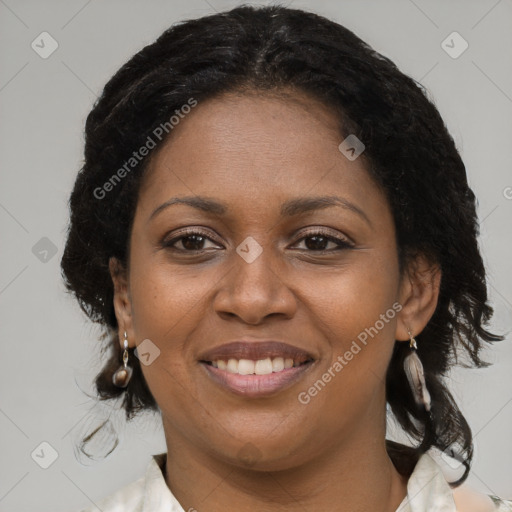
[75,474,145,512]
[397,448,512,512]
[452,483,512,512]
[73,452,172,512]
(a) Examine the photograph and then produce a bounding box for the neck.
[162,418,410,512]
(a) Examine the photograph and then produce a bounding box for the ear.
[395,253,441,342]
[109,256,135,348]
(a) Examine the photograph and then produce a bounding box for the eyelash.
[162,228,354,253]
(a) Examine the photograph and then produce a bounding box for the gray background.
[0,0,511,510]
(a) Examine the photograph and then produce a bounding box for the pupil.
[305,236,327,250]
[183,235,204,250]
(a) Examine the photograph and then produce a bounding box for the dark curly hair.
[60,4,504,484]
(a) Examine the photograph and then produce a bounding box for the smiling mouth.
[197,340,316,397]
[200,357,313,375]
[198,357,316,398]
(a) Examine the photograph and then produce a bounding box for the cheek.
[298,250,399,340]
[129,255,212,339]
[127,250,217,399]
[295,251,400,402]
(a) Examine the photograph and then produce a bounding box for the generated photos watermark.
[298,301,403,404]
[93,97,198,200]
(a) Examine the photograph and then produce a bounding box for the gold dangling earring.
[403,328,431,412]
[112,331,133,388]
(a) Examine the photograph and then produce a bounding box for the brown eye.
[303,235,333,251]
[293,231,354,252]
[162,230,222,252]
[176,234,207,251]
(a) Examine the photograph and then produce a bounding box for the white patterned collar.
[141,451,456,512]
[141,453,183,512]
[82,450,507,512]
[395,451,456,512]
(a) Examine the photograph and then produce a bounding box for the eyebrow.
[148,195,371,226]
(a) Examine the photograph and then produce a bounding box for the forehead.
[136,91,389,226]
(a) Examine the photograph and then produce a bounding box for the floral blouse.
[76,451,512,512]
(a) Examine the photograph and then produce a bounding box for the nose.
[212,244,298,325]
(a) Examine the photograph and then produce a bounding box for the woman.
[61,4,511,511]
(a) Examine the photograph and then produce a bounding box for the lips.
[197,340,316,398]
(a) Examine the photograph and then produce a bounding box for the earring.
[403,328,431,412]
[112,331,133,388]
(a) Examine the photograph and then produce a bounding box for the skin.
[110,89,441,512]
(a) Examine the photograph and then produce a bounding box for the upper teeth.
[211,357,299,375]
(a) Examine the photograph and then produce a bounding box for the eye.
[162,228,354,253]
[162,229,222,252]
[292,229,354,252]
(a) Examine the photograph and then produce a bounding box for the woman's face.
[112,90,418,470]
